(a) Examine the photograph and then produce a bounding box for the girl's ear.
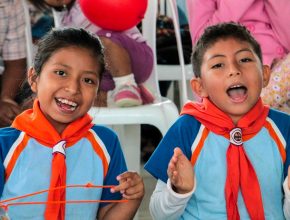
[262,65,271,88]
[190,77,208,98]
[27,67,38,93]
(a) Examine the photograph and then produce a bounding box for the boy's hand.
[167,147,195,194]
[111,171,144,200]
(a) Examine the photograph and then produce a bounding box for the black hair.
[191,22,262,77]
[33,27,105,76]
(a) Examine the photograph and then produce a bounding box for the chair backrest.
[167,0,189,105]
[141,0,161,102]
[142,0,189,105]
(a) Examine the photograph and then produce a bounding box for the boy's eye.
[55,70,66,76]
[211,63,223,69]
[240,58,252,62]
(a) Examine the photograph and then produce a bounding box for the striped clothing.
[0,125,127,219]
[0,0,26,60]
[145,108,290,219]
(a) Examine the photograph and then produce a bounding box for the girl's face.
[28,46,100,133]
[191,38,270,124]
[44,0,72,7]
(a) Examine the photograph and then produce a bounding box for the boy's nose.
[229,71,241,77]
[228,64,241,77]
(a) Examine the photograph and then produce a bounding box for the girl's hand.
[111,171,144,200]
[167,147,195,194]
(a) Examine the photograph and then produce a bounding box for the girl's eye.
[83,78,95,84]
[211,63,223,69]
[240,58,252,63]
[55,70,66,76]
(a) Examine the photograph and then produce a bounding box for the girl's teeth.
[58,98,77,107]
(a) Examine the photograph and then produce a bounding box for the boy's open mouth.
[226,85,248,102]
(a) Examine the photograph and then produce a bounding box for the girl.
[29,0,155,108]
[0,28,144,219]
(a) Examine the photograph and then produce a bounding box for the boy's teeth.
[230,84,242,88]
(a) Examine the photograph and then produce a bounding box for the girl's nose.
[64,81,80,94]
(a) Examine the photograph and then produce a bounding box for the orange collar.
[12,99,93,146]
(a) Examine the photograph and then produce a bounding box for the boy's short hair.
[191,22,262,77]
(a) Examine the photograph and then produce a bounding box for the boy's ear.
[190,77,208,98]
[262,65,271,88]
[27,67,38,93]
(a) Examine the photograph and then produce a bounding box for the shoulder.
[88,125,121,155]
[0,127,23,142]
[176,114,201,128]
[267,109,290,133]
[169,114,202,137]
[0,127,23,160]
[89,124,118,141]
[266,109,290,149]
[268,108,290,122]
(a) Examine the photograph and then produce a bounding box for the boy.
[144,22,290,219]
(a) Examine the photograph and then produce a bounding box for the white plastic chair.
[88,0,181,172]
[157,0,194,107]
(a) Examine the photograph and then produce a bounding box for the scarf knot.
[52,141,66,157]
[230,128,243,146]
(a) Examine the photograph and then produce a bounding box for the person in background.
[144,22,290,219]
[28,1,54,43]
[0,27,144,219]
[29,0,154,108]
[0,0,27,127]
[186,0,290,114]
[157,0,192,97]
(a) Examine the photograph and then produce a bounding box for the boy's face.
[191,38,270,124]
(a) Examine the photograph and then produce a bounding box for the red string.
[0,183,128,211]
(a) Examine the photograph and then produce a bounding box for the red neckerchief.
[12,99,93,220]
[181,98,269,220]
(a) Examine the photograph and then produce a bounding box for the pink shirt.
[187,0,290,66]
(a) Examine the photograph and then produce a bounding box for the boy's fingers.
[174,147,183,157]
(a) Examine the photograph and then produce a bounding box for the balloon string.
[0,183,127,210]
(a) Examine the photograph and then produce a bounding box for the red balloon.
[79,0,148,31]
